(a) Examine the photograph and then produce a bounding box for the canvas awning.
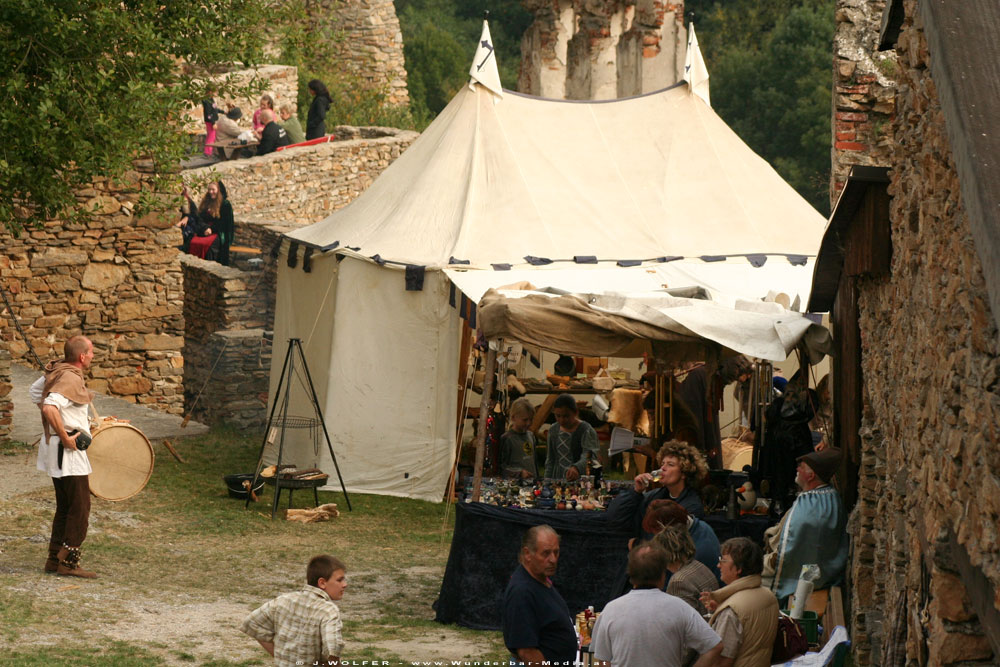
[478,285,829,363]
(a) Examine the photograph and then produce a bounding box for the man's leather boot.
[56,545,97,579]
[44,542,61,573]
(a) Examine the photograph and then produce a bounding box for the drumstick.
[162,439,186,463]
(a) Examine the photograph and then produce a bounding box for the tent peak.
[469,20,503,99]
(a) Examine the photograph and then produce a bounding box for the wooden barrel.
[87,422,155,501]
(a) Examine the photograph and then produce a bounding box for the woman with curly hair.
[633,439,708,521]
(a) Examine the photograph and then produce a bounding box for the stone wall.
[180,255,273,429]
[0,348,11,443]
[831,0,897,204]
[0,174,185,413]
[313,0,409,106]
[849,2,1000,663]
[520,0,685,100]
[184,126,418,225]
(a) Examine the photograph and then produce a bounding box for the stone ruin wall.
[0,348,11,443]
[310,0,409,106]
[831,0,897,204]
[0,170,185,414]
[848,2,999,664]
[519,0,685,100]
[184,126,417,226]
[180,255,272,430]
[179,127,416,428]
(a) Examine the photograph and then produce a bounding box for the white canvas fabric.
[285,83,824,267]
[469,20,503,99]
[269,253,460,503]
[272,78,827,502]
[684,24,711,107]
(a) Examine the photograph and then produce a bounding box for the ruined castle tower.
[830,0,897,204]
[519,0,686,100]
[312,0,410,106]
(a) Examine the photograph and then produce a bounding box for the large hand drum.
[87,422,155,501]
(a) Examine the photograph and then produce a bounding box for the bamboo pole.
[471,345,497,502]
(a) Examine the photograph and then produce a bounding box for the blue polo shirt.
[502,564,577,665]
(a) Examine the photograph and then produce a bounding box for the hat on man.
[227,107,242,120]
[797,448,842,484]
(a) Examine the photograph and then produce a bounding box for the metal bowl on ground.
[224,473,265,499]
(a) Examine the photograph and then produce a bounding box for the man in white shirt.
[591,542,723,667]
[30,335,97,578]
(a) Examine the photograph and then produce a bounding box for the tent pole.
[471,344,497,502]
[445,325,476,506]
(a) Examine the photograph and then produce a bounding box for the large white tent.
[269,72,826,502]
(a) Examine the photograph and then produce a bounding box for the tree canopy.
[687,0,836,214]
[395,0,531,124]
[0,0,277,234]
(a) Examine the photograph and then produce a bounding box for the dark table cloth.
[434,501,775,631]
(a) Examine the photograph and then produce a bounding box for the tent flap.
[478,287,830,363]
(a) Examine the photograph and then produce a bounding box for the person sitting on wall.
[188,181,225,261]
[279,104,306,145]
[762,448,849,601]
[175,186,199,252]
[633,439,708,520]
[255,109,290,156]
[544,393,599,481]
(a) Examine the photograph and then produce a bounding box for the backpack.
[771,612,809,663]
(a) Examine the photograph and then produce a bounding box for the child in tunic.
[500,398,538,479]
[545,393,599,481]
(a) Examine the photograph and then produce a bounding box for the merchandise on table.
[462,477,632,510]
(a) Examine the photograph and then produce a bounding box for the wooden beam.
[471,346,497,502]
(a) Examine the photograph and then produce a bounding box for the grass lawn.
[0,426,506,665]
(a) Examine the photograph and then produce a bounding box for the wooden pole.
[471,345,497,502]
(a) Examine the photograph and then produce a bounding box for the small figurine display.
[463,477,630,510]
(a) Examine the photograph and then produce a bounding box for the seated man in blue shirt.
[502,525,578,665]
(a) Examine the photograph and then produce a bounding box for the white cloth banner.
[469,20,503,99]
[684,24,711,107]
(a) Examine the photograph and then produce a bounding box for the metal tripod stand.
[247,337,352,517]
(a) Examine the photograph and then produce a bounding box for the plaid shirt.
[241,585,344,666]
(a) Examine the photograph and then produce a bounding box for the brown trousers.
[50,475,90,548]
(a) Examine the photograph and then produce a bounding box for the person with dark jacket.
[306,79,332,140]
[256,109,290,156]
[196,181,234,264]
[201,88,224,156]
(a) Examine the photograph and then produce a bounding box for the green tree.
[0,0,284,234]
[686,0,835,214]
[396,0,531,126]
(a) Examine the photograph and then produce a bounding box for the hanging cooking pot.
[553,355,575,376]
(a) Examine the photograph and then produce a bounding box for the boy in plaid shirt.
[242,554,347,666]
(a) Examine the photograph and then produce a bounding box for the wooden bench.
[229,245,262,255]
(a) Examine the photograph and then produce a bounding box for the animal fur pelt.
[284,503,340,523]
[608,388,650,436]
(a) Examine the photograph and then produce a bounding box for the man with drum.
[29,335,98,578]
